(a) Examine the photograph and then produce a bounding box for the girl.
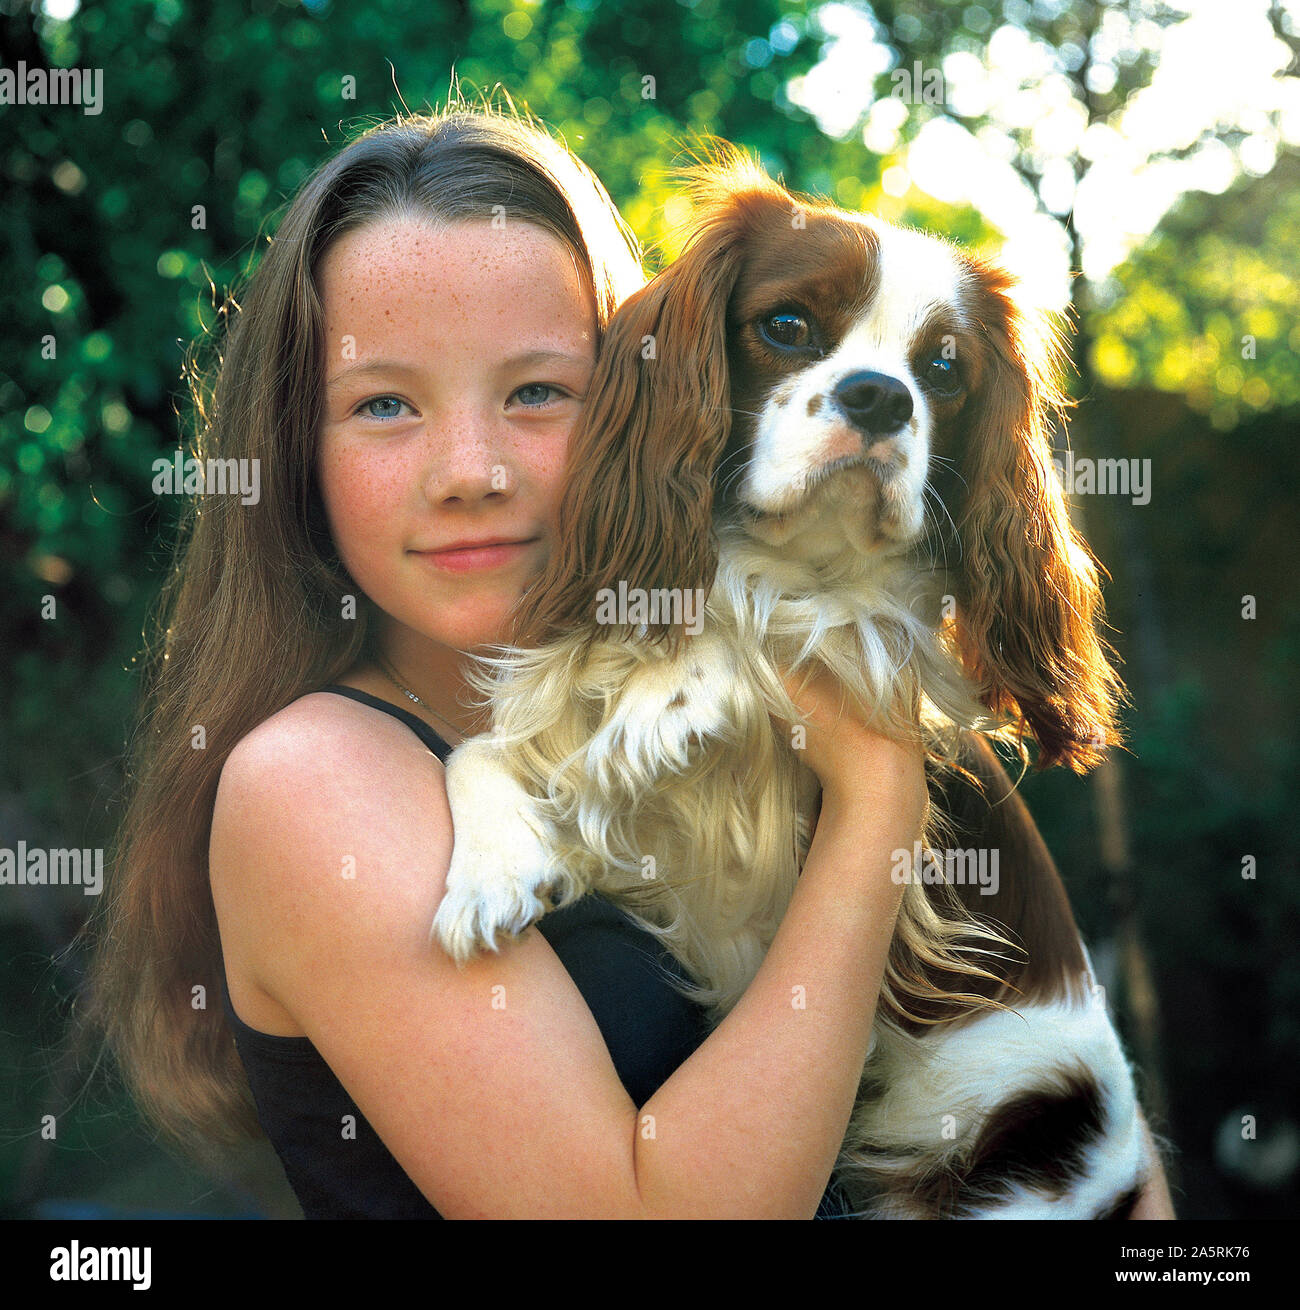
[81,102,1169,1219]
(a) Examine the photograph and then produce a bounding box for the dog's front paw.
[430,736,558,963]
[432,841,553,964]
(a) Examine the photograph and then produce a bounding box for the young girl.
[83,103,1169,1219]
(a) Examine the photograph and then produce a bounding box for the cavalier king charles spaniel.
[430,143,1150,1219]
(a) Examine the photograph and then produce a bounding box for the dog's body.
[430,145,1148,1217]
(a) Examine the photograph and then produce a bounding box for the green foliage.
[1088,154,1300,427]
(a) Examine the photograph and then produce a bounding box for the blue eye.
[514,383,563,407]
[357,396,408,420]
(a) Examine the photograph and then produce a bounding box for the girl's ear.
[514,197,765,652]
[951,272,1126,773]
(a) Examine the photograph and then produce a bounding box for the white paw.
[588,642,733,791]
[430,737,554,963]
[432,835,555,962]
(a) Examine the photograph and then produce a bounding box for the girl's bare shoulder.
[225,688,443,785]
[211,688,452,909]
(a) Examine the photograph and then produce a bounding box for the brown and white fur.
[430,144,1147,1218]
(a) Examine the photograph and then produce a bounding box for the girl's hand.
[777,665,929,837]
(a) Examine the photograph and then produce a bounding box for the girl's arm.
[209,681,921,1220]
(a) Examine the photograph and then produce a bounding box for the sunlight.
[788,0,1300,289]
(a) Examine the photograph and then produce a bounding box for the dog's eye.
[760,311,816,352]
[923,351,964,396]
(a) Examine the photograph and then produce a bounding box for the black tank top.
[221,684,852,1218]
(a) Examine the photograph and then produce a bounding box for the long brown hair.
[74,97,646,1154]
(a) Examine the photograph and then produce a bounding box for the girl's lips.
[412,539,539,574]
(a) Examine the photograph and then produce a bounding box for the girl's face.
[316,215,598,659]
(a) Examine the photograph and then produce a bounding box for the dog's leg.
[430,735,558,962]
[842,997,1145,1218]
[837,731,1147,1218]
[432,636,744,963]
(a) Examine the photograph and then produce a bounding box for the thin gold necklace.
[373,652,465,745]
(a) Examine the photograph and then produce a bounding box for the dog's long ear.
[513,186,776,653]
[950,263,1126,773]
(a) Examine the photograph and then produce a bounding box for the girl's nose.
[421,424,516,505]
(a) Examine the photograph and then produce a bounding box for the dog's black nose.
[833,371,914,437]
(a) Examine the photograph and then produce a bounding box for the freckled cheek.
[317,441,410,565]
[527,441,575,532]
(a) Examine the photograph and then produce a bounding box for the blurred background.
[1,0,1297,1220]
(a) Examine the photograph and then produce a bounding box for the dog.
[430,142,1148,1218]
